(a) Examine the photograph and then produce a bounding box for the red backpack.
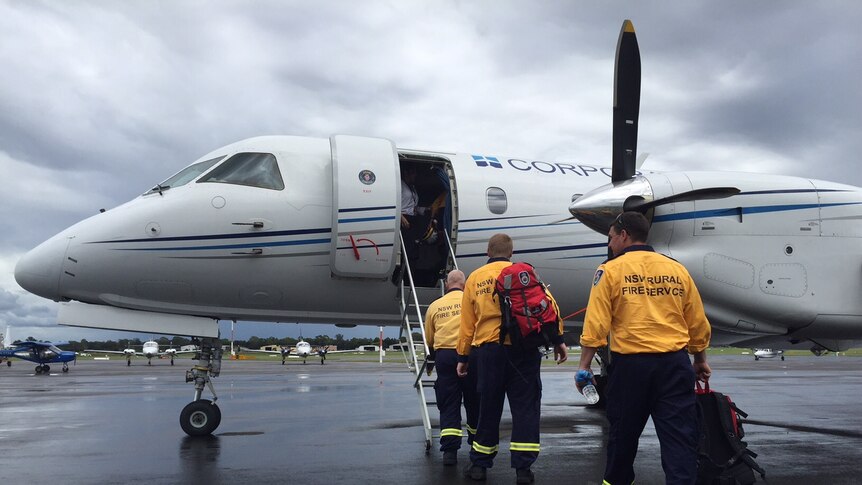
[495,262,560,348]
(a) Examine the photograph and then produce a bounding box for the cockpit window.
[146,156,225,195]
[197,152,285,190]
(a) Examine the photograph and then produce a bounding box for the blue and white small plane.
[0,340,77,374]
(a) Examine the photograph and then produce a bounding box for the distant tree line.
[24,334,403,352]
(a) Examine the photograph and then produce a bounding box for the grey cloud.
[1,1,861,341]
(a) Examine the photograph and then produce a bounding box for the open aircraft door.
[330,135,400,279]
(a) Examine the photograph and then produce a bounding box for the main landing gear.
[180,337,223,437]
[35,364,50,374]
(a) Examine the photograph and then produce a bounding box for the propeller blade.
[611,19,641,183]
[624,187,741,212]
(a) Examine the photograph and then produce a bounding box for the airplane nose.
[14,235,69,301]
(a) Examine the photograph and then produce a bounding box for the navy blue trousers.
[434,349,479,451]
[469,343,542,470]
[604,350,698,485]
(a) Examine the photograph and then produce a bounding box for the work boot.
[463,463,487,481]
[442,451,457,466]
[515,468,535,484]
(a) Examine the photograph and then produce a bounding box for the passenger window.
[146,156,225,194]
[197,152,285,190]
[486,187,507,214]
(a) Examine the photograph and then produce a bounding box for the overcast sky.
[1,1,860,343]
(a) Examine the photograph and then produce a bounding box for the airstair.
[395,231,459,452]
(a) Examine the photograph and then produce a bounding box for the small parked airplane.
[87,340,196,366]
[241,339,353,364]
[753,348,785,361]
[0,340,77,374]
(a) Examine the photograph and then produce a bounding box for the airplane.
[87,340,196,366]
[0,340,77,374]
[13,20,862,436]
[241,338,353,364]
[753,348,785,361]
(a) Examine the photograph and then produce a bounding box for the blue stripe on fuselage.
[338,205,396,213]
[458,242,606,259]
[117,238,331,252]
[89,227,331,244]
[653,202,862,223]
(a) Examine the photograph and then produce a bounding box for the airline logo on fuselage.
[472,154,613,177]
[472,155,503,168]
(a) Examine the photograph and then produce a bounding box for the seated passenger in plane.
[400,164,428,269]
[400,164,452,287]
[400,164,426,229]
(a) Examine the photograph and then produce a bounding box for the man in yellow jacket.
[425,269,478,466]
[457,233,568,484]
[577,211,712,485]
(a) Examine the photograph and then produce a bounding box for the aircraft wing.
[167,350,198,356]
[238,347,285,355]
[12,341,52,348]
[84,349,130,355]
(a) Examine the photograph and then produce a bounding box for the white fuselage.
[294,341,313,358]
[753,349,782,359]
[141,341,159,359]
[14,135,862,350]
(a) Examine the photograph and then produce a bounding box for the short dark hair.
[487,233,513,258]
[613,211,650,242]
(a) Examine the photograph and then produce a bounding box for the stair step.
[404,286,445,301]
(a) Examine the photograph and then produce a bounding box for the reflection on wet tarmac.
[179,435,220,484]
[1,356,861,484]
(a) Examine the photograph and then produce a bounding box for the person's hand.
[554,343,568,364]
[574,368,596,393]
[456,362,468,378]
[400,214,410,228]
[426,362,434,376]
[693,361,712,382]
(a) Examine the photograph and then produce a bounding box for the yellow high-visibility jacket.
[457,260,565,359]
[425,289,463,351]
[581,246,711,354]
[457,260,512,357]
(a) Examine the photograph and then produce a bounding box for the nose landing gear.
[180,337,223,437]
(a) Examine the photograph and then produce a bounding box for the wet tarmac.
[1,355,861,484]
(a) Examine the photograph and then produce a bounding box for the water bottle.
[576,369,600,405]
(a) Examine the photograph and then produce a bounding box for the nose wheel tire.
[180,399,222,436]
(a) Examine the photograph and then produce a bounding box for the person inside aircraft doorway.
[399,163,430,283]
